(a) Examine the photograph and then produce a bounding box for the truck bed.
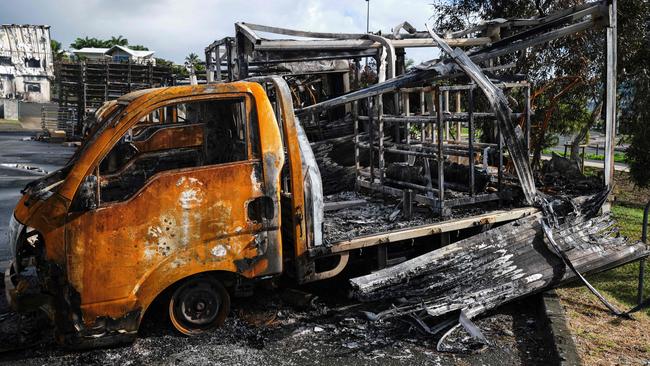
[322,191,535,248]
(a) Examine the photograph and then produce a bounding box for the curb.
[541,290,581,366]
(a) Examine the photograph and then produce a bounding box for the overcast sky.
[0,0,438,64]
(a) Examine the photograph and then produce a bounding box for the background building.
[71,45,156,65]
[0,24,54,104]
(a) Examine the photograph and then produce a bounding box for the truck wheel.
[168,276,230,335]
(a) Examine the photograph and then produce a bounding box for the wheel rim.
[169,278,226,335]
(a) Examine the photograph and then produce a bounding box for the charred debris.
[205,0,648,351]
[1,0,646,356]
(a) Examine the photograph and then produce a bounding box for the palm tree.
[129,45,149,51]
[50,39,65,61]
[185,53,200,66]
[70,36,105,49]
[108,35,129,47]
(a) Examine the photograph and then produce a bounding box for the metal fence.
[41,105,78,139]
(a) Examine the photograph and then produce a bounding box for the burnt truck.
[6,1,646,350]
[4,76,538,347]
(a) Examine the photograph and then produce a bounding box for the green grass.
[589,204,649,315]
[541,148,627,163]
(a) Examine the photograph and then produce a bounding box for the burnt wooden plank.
[349,213,648,321]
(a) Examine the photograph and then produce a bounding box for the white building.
[72,45,156,65]
[71,47,110,62]
[0,24,54,103]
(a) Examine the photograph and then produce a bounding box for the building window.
[25,82,41,93]
[113,55,130,63]
[24,58,41,68]
[0,56,11,66]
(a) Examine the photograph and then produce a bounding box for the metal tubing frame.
[352,82,529,216]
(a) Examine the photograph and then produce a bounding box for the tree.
[70,36,106,49]
[50,39,65,61]
[129,45,149,51]
[156,57,188,77]
[429,0,643,174]
[184,52,205,73]
[69,35,146,50]
[617,1,650,187]
[185,53,200,66]
[108,35,128,47]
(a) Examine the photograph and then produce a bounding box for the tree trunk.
[570,100,603,165]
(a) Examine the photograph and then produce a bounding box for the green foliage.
[431,0,650,185]
[541,149,627,163]
[129,45,149,51]
[184,52,205,73]
[617,1,650,187]
[50,39,66,61]
[69,35,144,50]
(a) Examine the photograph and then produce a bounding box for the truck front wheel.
[168,276,230,335]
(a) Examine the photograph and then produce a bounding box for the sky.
[0,0,439,64]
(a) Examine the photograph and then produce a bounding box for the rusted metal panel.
[67,161,272,321]
[12,82,285,333]
[132,123,205,152]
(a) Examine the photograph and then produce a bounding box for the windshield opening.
[22,104,126,196]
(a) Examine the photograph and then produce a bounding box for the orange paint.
[9,81,302,340]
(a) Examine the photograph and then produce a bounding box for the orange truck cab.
[4,77,329,347]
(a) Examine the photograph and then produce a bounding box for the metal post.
[419,89,425,143]
[403,189,413,219]
[206,48,214,83]
[525,85,531,156]
[604,0,617,188]
[368,97,375,183]
[437,88,445,214]
[377,94,385,185]
[365,0,370,68]
[444,90,450,140]
[430,89,436,143]
[353,101,360,187]
[638,201,649,305]
[455,91,462,142]
[403,91,410,145]
[468,87,475,196]
[498,123,503,203]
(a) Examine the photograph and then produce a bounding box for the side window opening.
[93,96,260,205]
[25,82,41,93]
[24,58,41,68]
[203,99,248,165]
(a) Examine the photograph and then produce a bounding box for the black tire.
[168,275,230,336]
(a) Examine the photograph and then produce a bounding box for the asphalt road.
[0,132,74,271]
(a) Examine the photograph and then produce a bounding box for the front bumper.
[4,260,52,312]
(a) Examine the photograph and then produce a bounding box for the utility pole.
[365,0,370,67]
[604,0,617,189]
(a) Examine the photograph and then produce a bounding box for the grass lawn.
[542,148,627,163]
[556,191,650,364]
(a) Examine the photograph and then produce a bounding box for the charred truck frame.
[5,0,645,349]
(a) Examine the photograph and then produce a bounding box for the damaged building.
[0,24,53,108]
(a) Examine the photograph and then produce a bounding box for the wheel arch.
[135,267,242,324]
